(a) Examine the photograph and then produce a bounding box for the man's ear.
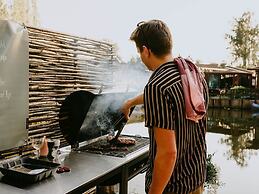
[142,46,151,57]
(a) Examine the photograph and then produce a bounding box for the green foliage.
[225,12,259,68]
[0,0,9,19]
[0,0,39,26]
[206,153,221,192]
[228,85,249,99]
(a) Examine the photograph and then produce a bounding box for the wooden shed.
[198,64,254,95]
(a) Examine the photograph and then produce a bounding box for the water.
[126,108,259,194]
[206,108,259,194]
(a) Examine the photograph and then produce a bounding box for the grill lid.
[59,90,136,145]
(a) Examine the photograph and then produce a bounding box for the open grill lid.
[59,91,136,146]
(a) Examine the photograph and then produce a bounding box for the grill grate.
[79,135,149,158]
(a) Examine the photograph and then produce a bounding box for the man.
[122,20,209,194]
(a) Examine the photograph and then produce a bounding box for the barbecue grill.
[59,90,149,194]
[80,135,149,158]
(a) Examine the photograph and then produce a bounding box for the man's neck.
[150,54,174,71]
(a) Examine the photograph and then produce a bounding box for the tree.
[0,0,39,27]
[226,12,259,68]
[0,0,10,20]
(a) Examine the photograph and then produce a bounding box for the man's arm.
[148,127,177,194]
[121,93,144,119]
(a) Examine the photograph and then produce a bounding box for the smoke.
[80,92,137,136]
[77,57,150,93]
[77,60,150,139]
[108,61,150,93]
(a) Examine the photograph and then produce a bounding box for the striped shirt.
[144,61,209,194]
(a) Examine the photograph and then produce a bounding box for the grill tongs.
[109,114,128,144]
[109,107,135,144]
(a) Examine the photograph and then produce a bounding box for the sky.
[37,0,259,64]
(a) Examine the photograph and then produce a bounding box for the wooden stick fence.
[28,26,118,143]
[0,25,119,159]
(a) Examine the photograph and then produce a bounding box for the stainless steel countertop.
[0,122,149,194]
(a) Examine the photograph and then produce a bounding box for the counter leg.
[120,166,128,194]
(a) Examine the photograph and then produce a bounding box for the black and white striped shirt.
[144,61,209,194]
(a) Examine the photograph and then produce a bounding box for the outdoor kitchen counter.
[0,122,149,194]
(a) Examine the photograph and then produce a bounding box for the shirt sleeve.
[144,84,175,130]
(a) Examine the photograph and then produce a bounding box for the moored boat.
[251,102,259,110]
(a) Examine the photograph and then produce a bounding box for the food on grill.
[107,135,136,146]
[116,137,136,145]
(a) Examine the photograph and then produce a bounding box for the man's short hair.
[130,20,173,57]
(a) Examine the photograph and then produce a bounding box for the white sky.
[37,0,259,64]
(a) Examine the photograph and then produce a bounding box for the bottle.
[47,139,55,160]
[39,136,49,157]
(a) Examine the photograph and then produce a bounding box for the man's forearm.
[149,127,177,194]
[122,93,144,119]
[127,93,144,107]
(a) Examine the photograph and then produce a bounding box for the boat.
[251,102,259,110]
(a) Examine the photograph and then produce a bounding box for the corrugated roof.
[198,64,253,75]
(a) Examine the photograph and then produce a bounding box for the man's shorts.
[163,184,204,194]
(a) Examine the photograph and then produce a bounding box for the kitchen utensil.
[109,114,127,144]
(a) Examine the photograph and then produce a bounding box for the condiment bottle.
[39,136,49,157]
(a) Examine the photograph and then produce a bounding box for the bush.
[205,153,222,193]
[228,86,248,99]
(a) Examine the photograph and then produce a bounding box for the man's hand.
[121,100,132,120]
[121,93,144,120]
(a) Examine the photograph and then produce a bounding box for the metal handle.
[112,115,127,140]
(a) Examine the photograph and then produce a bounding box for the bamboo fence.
[0,26,120,159]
